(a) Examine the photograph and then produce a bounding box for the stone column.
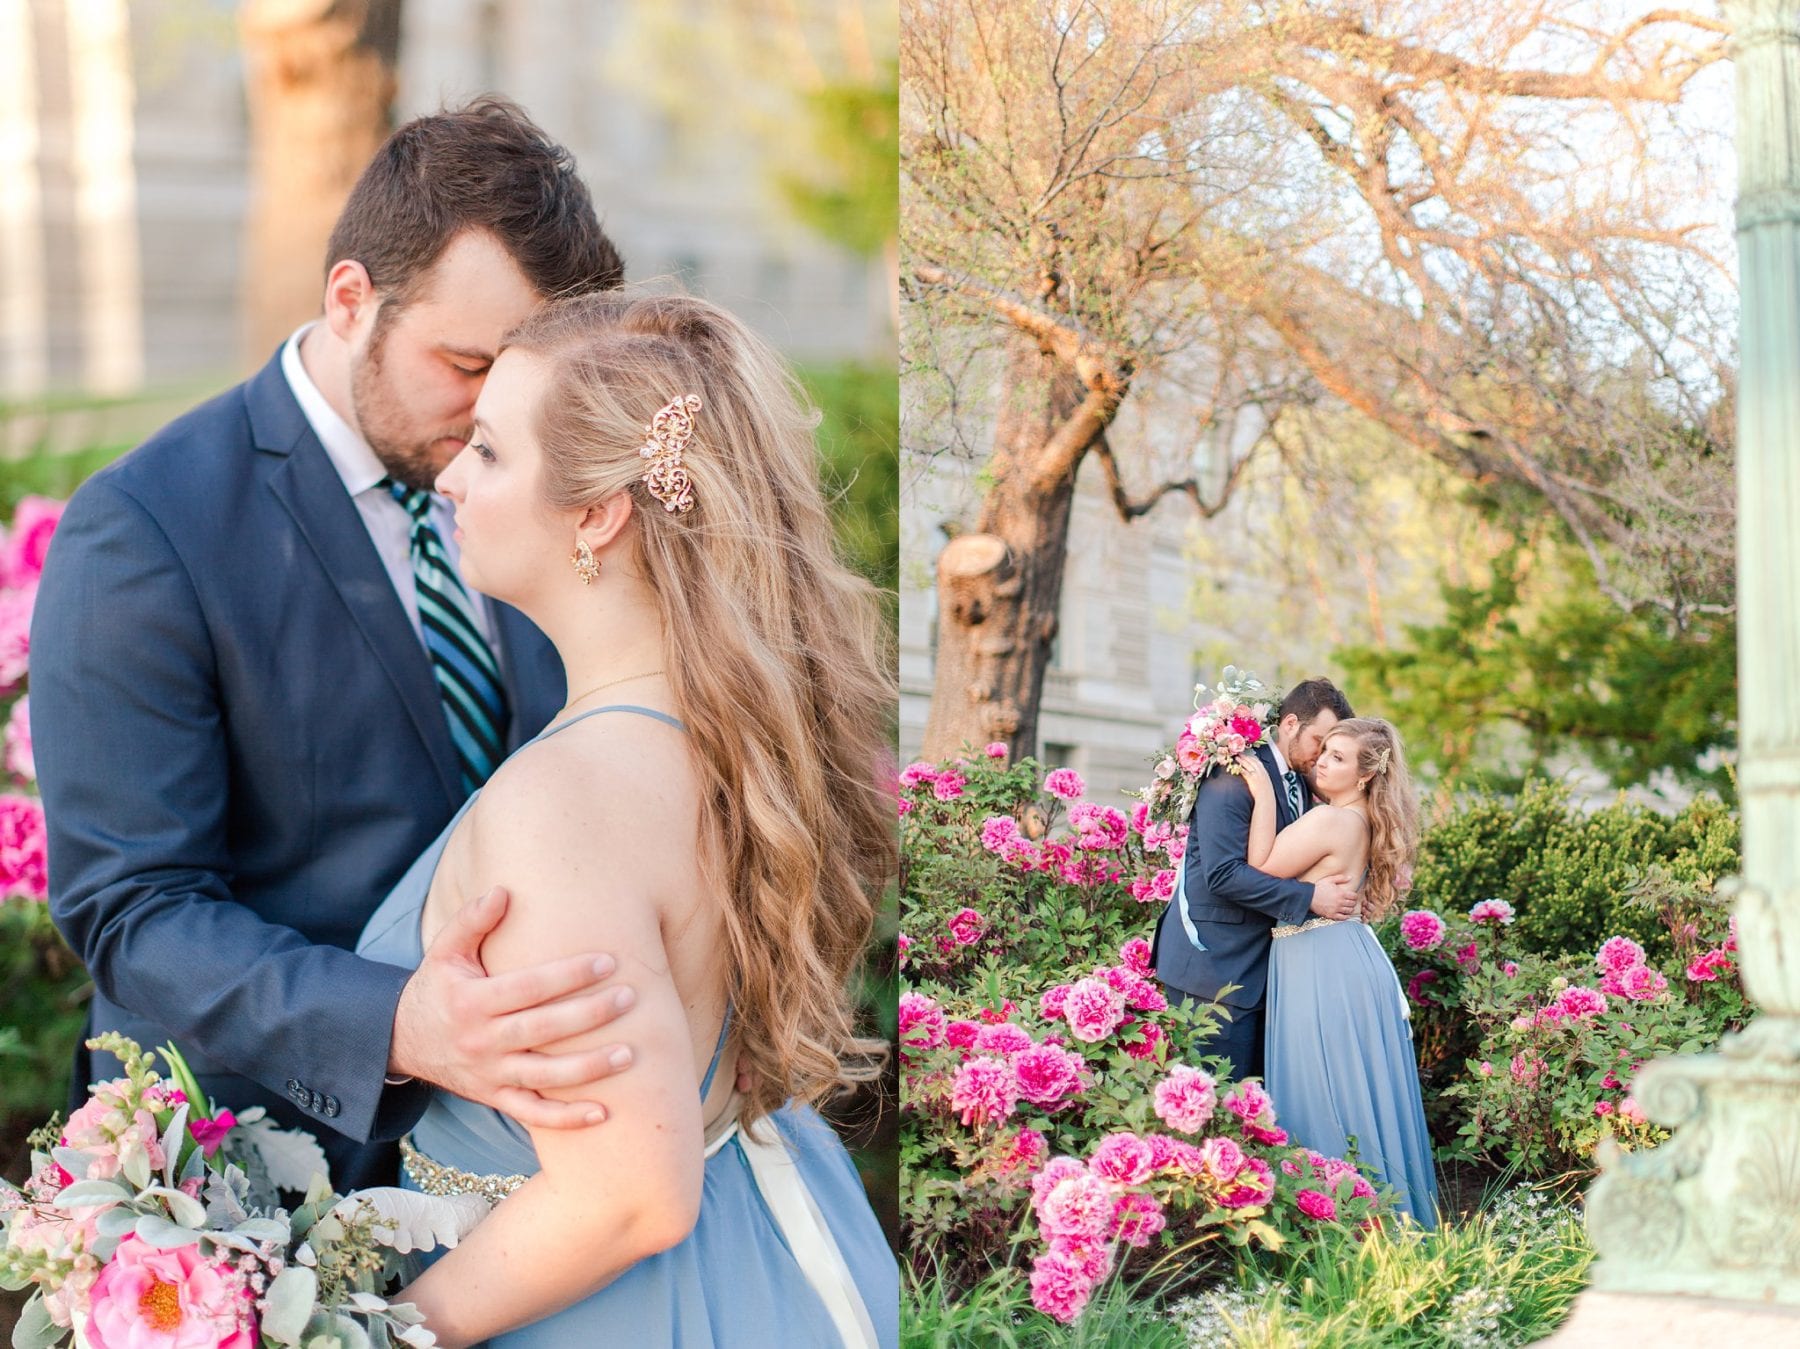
[1582,0,1800,1305]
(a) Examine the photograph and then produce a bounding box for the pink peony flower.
[1193,1136,1246,1188]
[974,1022,1034,1056]
[1552,985,1607,1019]
[1616,963,1669,1001]
[1594,1100,1614,1117]
[1038,983,1072,1020]
[1295,1189,1337,1222]
[0,791,48,901]
[996,1127,1048,1176]
[1043,767,1086,801]
[1619,1097,1647,1125]
[1502,960,1519,977]
[1119,937,1152,973]
[898,991,946,1058]
[897,761,937,789]
[896,932,911,966]
[1029,1248,1096,1324]
[1597,936,1647,975]
[950,1055,1019,1127]
[5,696,32,780]
[1034,1170,1117,1243]
[1030,1155,1088,1206]
[896,798,913,818]
[1222,1081,1286,1145]
[1455,941,1479,971]
[1011,1043,1086,1107]
[1068,803,1130,851]
[0,585,34,693]
[1174,733,1206,773]
[1109,1190,1166,1247]
[1687,948,1735,983]
[1219,1155,1275,1208]
[1164,831,1187,864]
[979,815,1020,853]
[985,742,1009,759]
[1405,969,1439,1005]
[1152,1064,1218,1135]
[1088,1132,1156,1186]
[85,1236,256,1349]
[1399,909,1447,951]
[1,497,64,590]
[1469,898,1515,925]
[1510,1053,1543,1086]
[932,770,967,801]
[945,1019,980,1050]
[947,907,986,946]
[1061,977,1127,1042]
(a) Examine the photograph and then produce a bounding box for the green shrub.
[1413,781,1739,960]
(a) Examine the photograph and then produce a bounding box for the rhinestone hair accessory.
[639,394,702,514]
[1374,746,1392,775]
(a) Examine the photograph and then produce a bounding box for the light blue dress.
[357,706,897,1348]
[1263,912,1440,1229]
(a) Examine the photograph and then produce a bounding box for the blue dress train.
[1263,915,1440,1229]
[357,705,897,1347]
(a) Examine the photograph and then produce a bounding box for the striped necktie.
[1283,768,1304,818]
[384,480,509,794]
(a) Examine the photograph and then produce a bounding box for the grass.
[906,1185,1593,1349]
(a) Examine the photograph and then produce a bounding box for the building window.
[1042,741,1078,772]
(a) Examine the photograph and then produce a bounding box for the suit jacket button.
[322,1096,341,1118]
[286,1079,307,1103]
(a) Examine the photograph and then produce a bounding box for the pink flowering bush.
[902,748,1387,1327]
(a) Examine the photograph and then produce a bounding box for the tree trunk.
[238,0,403,364]
[922,341,1090,759]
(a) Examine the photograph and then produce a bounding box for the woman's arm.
[396,737,708,1348]
[1238,755,1279,868]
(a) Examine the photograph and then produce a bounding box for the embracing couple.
[1149,679,1440,1228]
[32,99,896,1347]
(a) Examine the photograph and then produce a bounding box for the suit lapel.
[1259,742,1297,832]
[247,356,464,810]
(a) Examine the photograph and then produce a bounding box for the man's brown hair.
[1278,677,1354,727]
[324,95,623,310]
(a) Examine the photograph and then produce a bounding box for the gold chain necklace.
[562,670,665,714]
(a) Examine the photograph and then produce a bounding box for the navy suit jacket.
[1150,741,1314,1011]
[31,350,565,1191]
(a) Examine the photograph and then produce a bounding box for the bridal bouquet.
[1134,667,1273,830]
[0,1036,486,1349]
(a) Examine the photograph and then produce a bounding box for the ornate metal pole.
[1583,0,1800,1303]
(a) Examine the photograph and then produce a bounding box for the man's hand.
[1308,875,1359,921]
[391,887,637,1128]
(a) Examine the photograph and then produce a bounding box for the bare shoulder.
[1304,804,1369,844]
[462,711,701,903]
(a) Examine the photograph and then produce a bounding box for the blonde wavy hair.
[501,291,894,1126]
[1323,718,1419,923]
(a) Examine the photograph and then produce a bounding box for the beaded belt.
[399,1112,746,1203]
[1270,915,1362,940]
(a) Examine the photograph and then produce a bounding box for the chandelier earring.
[571,539,600,585]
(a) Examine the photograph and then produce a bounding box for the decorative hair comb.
[639,394,701,514]
[1375,746,1392,775]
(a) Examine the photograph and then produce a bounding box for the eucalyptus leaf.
[10,1291,58,1349]
[121,1144,151,1190]
[52,1178,132,1208]
[346,1292,389,1312]
[233,1215,291,1244]
[96,1206,139,1237]
[393,1324,437,1349]
[51,1148,102,1179]
[133,1211,203,1249]
[331,1189,490,1255]
[262,1266,319,1345]
[138,1184,206,1230]
[303,1311,371,1349]
[90,1233,120,1262]
[158,1103,190,1189]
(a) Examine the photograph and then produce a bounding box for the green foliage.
[1338,544,1736,791]
[1411,781,1740,960]
[799,361,899,602]
[0,904,87,1134]
[905,1266,1190,1348]
[779,70,899,260]
[1168,1186,1592,1348]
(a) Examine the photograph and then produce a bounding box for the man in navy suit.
[1150,678,1359,1082]
[33,99,636,1191]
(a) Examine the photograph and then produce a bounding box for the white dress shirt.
[280,326,497,647]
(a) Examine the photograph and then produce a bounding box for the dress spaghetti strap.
[534,703,688,741]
